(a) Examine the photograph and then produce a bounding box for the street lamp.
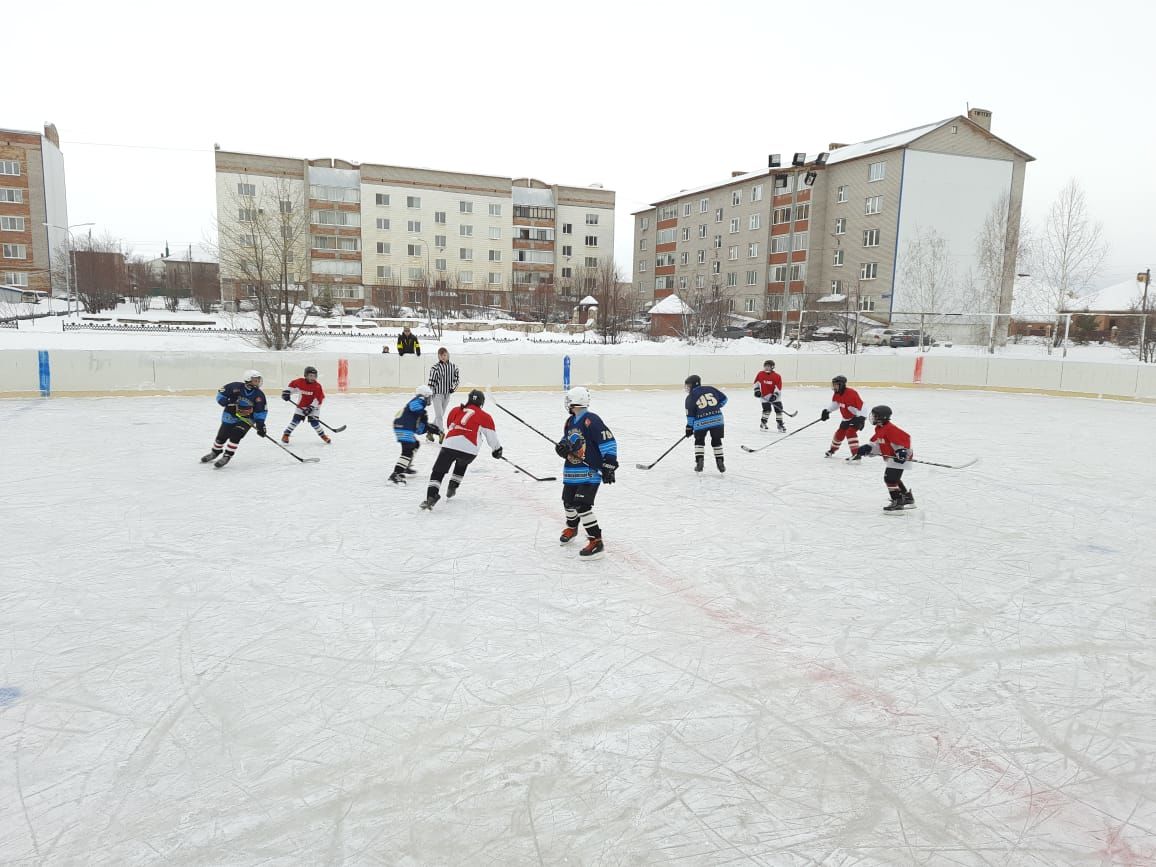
[43,222,94,317]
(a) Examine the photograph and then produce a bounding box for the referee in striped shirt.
[426,347,460,441]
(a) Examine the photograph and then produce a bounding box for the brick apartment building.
[0,124,69,294]
[214,150,615,315]
[632,109,1032,329]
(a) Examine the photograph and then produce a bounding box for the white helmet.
[415,385,433,399]
[566,386,591,408]
[244,369,262,383]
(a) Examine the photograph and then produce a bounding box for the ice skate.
[695,455,704,473]
[824,449,836,458]
[281,433,291,444]
[419,492,440,510]
[388,471,406,485]
[213,452,233,469]
[446,480,459,498]
[404,467,418,475]
[578,537,604,559]
[559,527,579,545]
[320,433,331,444]
[200,449,221,464]
[760,419,768,431]
[777,421,787,433]
[715,456,726,473]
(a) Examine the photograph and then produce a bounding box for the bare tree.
[590,259,628,344]
[896,227,956,351]
[212,176,312,349]
[972,191,1034,350]
[1036,179,1108,346]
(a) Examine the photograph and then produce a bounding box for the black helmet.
[832,375,848,391]
[467,389,485,407]
[870,405,892,426]
[685,374,702,391]
[304,366,318,377]
[763,359,775,369]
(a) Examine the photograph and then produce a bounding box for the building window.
[488,272,503,284]
[562,222,572,234]
[752,184,763,202]
[836,185,848,203]
[745,270,758,286]
[561,267,572,278]
[859,295,876,311]
[236,181,254,196]
[730,190,741,206]
[585,235,598,247]
[771,265,788,282]
[459,248,473,261]
[638,239,647,251]
[434,234,447,247]
[833,249,844,266]
[2,243,27,259]
[744,297,756,312]
[793,232,809,251]
[713,235,722,249]
[489,227,501,240]
[489,203,501,217]
[488,250,501,262]
[376,193,390,206]
[658,205,677,220]
[715,208,723,223]
[563,244,574,257]
[863,228,880,248]
[237,208,256,222]
[0,188,23,203]
[585,256,598,268]
[434,211,446,224]
[376,241,390,254]
[790,263,806,281]
[311,209,360,227]
[861,262,878,280]
[638,259,648,272]
[460,271,474,283]
[681,227,690,241]
[697,250,706,264]
[728,245,739,261]
[0,216,26,231]
[1,271,29,286]
[771,236,790,254]
[772,207,791,225]
[407,220,421,233]
[586,213,599,225]
[699,197,709,213]
[639,216,650,230]
[376,265,392,279]
[831,279,843,294]
[406,267,424,281]
[459,201,473,214]
[435,258,447,271]
[868,161,886,183]
[682,202,692,217]
[794,203,810,221]
[834,217,846,235]
[748,242,759,258]
[729,218,739,233]
[375,218,390,230]
[680,251,689,265]
[698,225,707,239]
[460,225,474,237]
[749,214,761,230]
[865,196,882,215]
[407,196,421,208]
[767,294,783,311]
[726,272,738,287]
[406,243,422,256]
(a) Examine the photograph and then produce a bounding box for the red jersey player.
[819,374,867,458]
[420,389,502,510]
[855,405,914,511]
[752,359,786,432]
[280,365,329,445]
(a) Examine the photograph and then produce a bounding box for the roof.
[825,119,955,164]
[579,295,599,306]
[649,294,695,315]
[816,293,847,303]
[1066,277,1150,312]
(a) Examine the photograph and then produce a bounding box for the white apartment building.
[214,150,615,313]
[633,109,1032,326]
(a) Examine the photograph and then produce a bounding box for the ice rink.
[2,386,1154,865]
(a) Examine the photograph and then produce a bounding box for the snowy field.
[2,387,1154,865]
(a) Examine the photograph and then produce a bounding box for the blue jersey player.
[684,374,728,473]
[555,386,618,558]
[390,385,435,484]
[201,369,268,469]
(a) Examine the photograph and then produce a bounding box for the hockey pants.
[428,447,475,496]
[562,484,602,539]
[211,422,250,457]
[693,425,724,463]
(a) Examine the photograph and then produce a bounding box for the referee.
[426,347,460,441]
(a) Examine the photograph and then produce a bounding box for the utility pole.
[1139,269,1151,363]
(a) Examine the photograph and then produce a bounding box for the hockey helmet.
[763,360,775,370]
[467,389,485,407]
[870,405,893,426]
[415,385,433,400]
[832,375,848,391]
[304,365,318,379]
[685,374,702,392]
[243,369,263,384]
[566,386,591,408]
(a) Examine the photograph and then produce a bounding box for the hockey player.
[556,386,618,558]
[389,385,435,484]
[201,370,268,469]
[420,389,500,509]
[753,359,786,432]
[820,374,867,458]
[425,347,460,442]
[684,374,728,472]
[855,405,915,511]
[280,365,329,445]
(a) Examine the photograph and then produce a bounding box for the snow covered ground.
[2,388,1154,864]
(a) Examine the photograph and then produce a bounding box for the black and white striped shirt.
[427,360,460,396]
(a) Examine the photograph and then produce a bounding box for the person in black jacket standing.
[396,326,421,356]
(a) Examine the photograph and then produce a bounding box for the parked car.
[354,306,383,319]
[888,330,935,348]
[623,316,650,331]
[744,320,782,340]
[860,327,903,346]
[807,326,851,342]
[713,325,750,339]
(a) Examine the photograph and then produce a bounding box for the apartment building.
[0,124,68,293]
[214,150,615,313]
[633,109,1032,325]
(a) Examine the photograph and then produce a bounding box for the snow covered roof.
[824,119,955,165]
[579,295,599,306]
[1067,277,1149,312]
[816,293,847,303]
[649,294,694,315]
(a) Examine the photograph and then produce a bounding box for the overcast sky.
[8,0,1152,289]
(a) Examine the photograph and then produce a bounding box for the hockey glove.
[491,447,503,460]
[555,439,571,459]
[225,403,238,416]
[856,444,872,457]
[684,426,694,438]
[256,421,267,438]
[753,385,762,397]
[820,409,830,422]
[852,416,867,431]
[281,390,291,402]
[893,447,908,464]
[601,462,617,485]
[427,423,442,437]
[300,405,314,416]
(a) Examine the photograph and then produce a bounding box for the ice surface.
[2,387,1154,864]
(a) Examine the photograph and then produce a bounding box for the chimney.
[731,171,745,177]
[967,108,992,131]
[828,143,848,151]
[43,123,60,147]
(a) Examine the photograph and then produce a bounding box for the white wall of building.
[40,136,69,293]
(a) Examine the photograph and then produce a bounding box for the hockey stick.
[634,435,687,470]
[494,402,557,446]
[740,417,824,453]
[293,403,346,433]
[499,455,557,482]
[237,415,320,463]
[907,456,979,470]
